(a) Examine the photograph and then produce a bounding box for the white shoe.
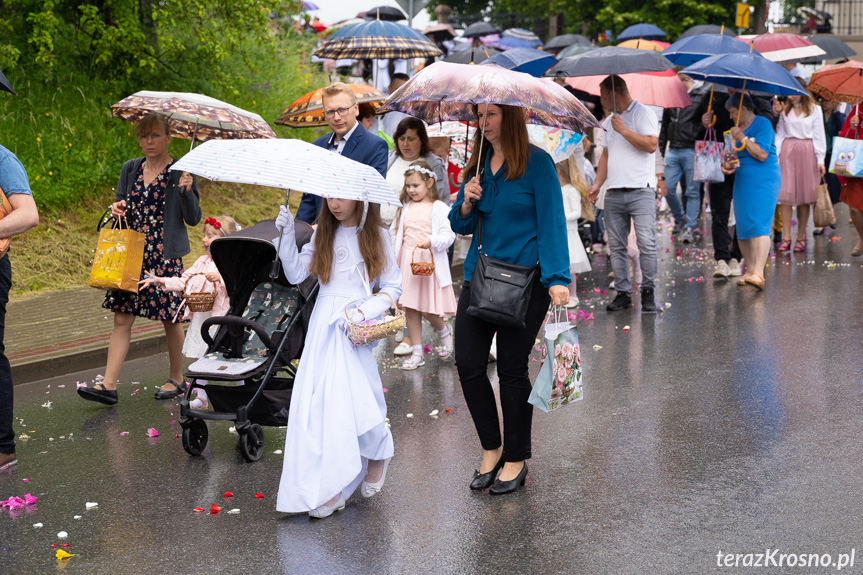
[401,354,425,370]
[393,342,412,356]
[308,494,346,519]
[360,458,391,499]
[488,337,497,362]
[681,228,695,243]
[438,327,453,358]
[713,260,730,278]
[190,397,209,410]
[394,329,404,343]
[565,297,579,308]
[728,258,742,277]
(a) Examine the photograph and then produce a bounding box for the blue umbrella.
[663,34,754,66]
[617,23,666,42]
[495,28,543,49]
[481,48,557,77]
[683,52,808,96]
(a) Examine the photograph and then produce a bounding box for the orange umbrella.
[808,60,863,103]
[617,39,666,52]
[564,69,692,109]
[276,84,387,128]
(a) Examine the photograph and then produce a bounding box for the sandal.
[777,239,791,252]
[154,379,187,400]
[77,383,118,406]
[401,354,425,371]
[793,239,807,253]
[744,273,765,290]
[438,327,453,358]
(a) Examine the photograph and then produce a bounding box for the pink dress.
[397,202,457,316]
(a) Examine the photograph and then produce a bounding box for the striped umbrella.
[314,20,442,60]
[112,91,275,144]
[276,84,387,128]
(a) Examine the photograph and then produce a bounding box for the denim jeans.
[604,188,658,293]
[664,148,701,231]
[0,255,14,455]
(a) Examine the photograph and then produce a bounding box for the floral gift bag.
[529,307,583,412]
[694,126,724,183]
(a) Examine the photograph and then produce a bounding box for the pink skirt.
[778,138,819,206]
[397,247,457,317]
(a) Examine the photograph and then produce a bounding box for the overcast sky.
[310,0,433,29]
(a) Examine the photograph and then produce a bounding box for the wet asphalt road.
[2,213,863,574]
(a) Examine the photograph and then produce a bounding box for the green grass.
[2,31,331,294]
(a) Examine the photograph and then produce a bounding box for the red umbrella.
[564,69,692,109]
[808,60,863,103]
[748,33,825,63]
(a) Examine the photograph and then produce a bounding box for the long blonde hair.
[556,155,595,222]
[309,201,387,285]
[393,160,439,230]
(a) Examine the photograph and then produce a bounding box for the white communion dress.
[274,223,402,513]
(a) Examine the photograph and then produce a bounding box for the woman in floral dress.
[78,114,201,405]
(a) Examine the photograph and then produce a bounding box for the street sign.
[737,2,751,29]
[394,0,428,18]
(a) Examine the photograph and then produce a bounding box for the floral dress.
[102,160,184,321]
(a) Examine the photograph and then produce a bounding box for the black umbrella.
[798,36,857,64]
[546,46,674,77]
[544,34,591,50]
[678,24,737,39]
[362,6,406,21]
[0,69,15,96]
[462,21,501,38]
[443,46,501,64]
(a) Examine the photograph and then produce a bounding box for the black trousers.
[0,256,13,455]
[708,175,743,263]
[454,278,550,462]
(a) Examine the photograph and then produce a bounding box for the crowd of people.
[3,30,862,523]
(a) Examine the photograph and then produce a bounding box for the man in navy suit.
[296,82,389,224]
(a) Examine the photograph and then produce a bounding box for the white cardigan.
[389,199,456,289]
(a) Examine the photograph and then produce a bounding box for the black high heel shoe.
[469,454,505,491]
[489,461,528,495]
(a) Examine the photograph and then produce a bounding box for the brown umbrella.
[276,84,387,128]
[112,91,276,147]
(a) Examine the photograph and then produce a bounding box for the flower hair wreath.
[404,165,436,181]
[204,217,227,236]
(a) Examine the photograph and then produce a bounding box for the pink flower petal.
[146,428,159,438]
[24,493,37,505]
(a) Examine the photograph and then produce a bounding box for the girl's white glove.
[276,205,294,235]
[349,310,365,324]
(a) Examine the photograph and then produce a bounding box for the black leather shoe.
[77,383,118,406]
[641,288,657,313]
[606,292,632,311]
[154,379,187,400]
[489,461,528,495]
[469,454,505,490]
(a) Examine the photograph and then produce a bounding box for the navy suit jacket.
[296,123,389,224]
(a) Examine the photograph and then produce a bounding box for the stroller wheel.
[182,419,209,456]
[238,423,265,462]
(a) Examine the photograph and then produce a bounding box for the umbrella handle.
[469,109,489,204]
[271,191,292,280]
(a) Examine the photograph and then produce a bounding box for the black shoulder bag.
[466,215,539,329]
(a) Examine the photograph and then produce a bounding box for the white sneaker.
[681,228,695,243]
[401,354,425,370]
[308,494,346,519]
[488,337,497,362]
[728,258,743,277]
[393,342,412,356]
[713,260,730,278]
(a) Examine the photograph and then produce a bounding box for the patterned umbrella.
[494,28,543,50]
[426,121,476,139]
[526,125,583,162]
[112,91,276,143]
[379,61,600,133]
[808,60,863,103]
[170,138,401,206]
[314,20,442,60]
[276,84,387,128]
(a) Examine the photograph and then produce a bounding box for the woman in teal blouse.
[449,103,571,496]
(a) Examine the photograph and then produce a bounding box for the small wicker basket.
[184,273,219,313]
[410,246,435,276]
[344,292,406,346]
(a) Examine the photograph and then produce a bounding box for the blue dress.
[732,115,781,240]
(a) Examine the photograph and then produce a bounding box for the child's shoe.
[401,354,425,371]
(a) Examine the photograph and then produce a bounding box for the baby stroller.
[178,219,318,461]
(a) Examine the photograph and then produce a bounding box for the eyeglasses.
[323,105,355,119]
